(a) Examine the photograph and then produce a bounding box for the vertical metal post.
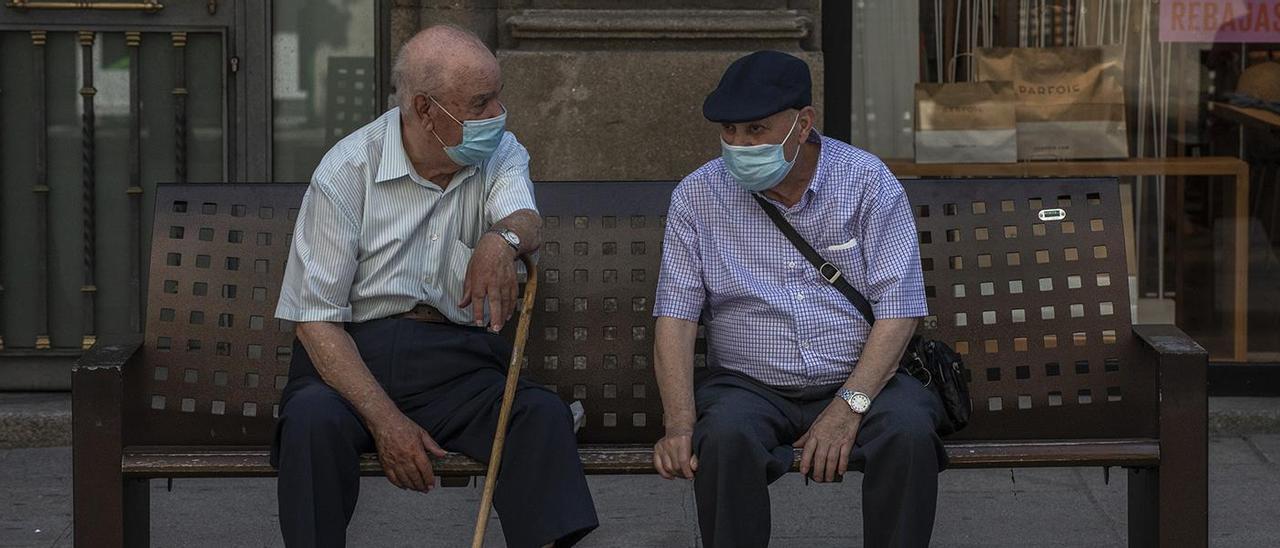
[376,0,390,111]
[0,39,5,351]
[236,0,273,181]
[172,31,187,183]
[126,31,143,334]
[32,30,51,350]
[79,30,98,350]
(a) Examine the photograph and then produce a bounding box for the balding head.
[393,25,506,174]
[392,25,499,111]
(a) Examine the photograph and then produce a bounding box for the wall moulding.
[501,9,813,49]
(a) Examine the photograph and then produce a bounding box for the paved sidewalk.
[3,435,1278,547]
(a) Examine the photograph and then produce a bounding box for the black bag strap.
[752,193,877,326]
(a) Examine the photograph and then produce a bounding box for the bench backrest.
[128,179,1156,446]
[906,179,1153,439]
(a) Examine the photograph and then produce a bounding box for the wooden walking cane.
[471,254,539,548]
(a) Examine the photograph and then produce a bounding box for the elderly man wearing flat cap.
[651,50,947,547]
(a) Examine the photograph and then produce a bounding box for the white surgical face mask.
[719,112,802,192]
[430,96,507,166]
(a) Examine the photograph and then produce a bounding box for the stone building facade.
[388,1,824,181]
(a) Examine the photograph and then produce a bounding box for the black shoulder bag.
[752,194,971,435]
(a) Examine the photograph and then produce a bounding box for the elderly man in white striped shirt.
[270,25,597,548]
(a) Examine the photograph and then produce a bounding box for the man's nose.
[482,101,505,119]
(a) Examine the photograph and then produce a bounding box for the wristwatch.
[487,227,521,253]
[836,388,872,415]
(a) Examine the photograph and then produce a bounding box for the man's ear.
[799,106,818,140]
[413,93,435,132]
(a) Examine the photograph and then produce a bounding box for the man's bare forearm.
[295,321,399,428]
[489,209,542,257]
[840,318,918,399]
[654,316,700,434]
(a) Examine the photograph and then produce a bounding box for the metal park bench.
[73,178,1206,546]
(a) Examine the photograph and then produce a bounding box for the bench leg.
[124,478,151,546]
[73,474,149,547]
[1127,463,1207,548]
[1127,467,1158,547]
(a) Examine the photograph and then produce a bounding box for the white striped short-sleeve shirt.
[275,107,538,325]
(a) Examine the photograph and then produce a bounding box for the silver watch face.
[498,228,520,248]
[850,393,872,414]
[839,389,872,414]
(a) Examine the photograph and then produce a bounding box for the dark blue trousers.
[692,368,948,548]
[270,318,598,548]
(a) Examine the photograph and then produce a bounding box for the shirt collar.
[375,108,413,184]
[803,128,828,197]
[748,128,828,213]
[376,107,478,188]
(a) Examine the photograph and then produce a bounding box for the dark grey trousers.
[692,368,948,548]
[270,318,598,548]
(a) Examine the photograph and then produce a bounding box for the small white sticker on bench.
[1037,208,1067,222]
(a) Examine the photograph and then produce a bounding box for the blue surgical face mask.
[430,96,507,166]
[720,112,803,192]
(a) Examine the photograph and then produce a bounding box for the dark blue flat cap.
[703,50,811,123]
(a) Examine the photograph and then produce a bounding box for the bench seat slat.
[122,439,1159,478]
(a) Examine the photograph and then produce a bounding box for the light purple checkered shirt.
[654,132,928,388]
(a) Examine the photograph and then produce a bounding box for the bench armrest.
[73,337,146,546]
[1131,324,1208,542]
[1132,323,1208,434]
[76,338,145,372]
[1132,324,1208,437]
[73,337,144,433]
[1133,324,1208,359]
[72,338,144,445]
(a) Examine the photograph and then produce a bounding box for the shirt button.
[787,261,797,269]
[430,234,439,242]
[795,293,805,301]
[799,340,810,349]
[424,275,433,283]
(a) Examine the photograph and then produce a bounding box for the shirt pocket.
[824,232,860,253]
[816,242,864,288]
[447,239,477,323]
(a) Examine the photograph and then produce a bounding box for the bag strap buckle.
[819,262,842,284]
[903,352,933,388]
[915,367,934,388]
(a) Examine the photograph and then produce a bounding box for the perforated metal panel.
[523,183,675,444]
[130,182,675,446]
[907,178,1156,440]
[130,184,306,445]
[128,179,1155,446]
